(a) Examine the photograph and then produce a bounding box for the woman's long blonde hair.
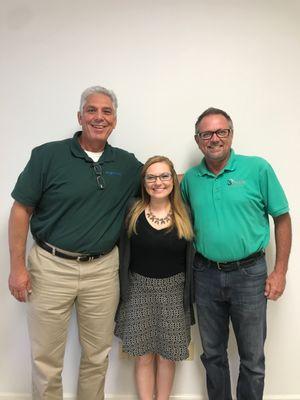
[127,156,193,241]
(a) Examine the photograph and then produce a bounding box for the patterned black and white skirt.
[114,272,191,361]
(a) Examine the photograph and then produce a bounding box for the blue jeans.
[194,255,267,400]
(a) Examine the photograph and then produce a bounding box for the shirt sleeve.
[259,161,289,217]
[11,147,44,207]
[180,174,189,204]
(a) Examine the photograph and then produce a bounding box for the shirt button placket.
[213,177,222,201]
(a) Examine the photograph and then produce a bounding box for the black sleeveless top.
[129,212,187,278]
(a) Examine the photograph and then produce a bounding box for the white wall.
[1,0,299,398]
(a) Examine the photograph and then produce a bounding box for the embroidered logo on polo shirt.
[105,171,122,176]
[227,178,245,186]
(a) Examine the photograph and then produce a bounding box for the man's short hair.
[195,107,233,134]
[79,86,118,114]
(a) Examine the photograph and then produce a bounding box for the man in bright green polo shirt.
[181,107,292,400]
[8,86,142,400]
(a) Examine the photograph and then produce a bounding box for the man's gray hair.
[195,107,233,134]
[79,86,118,114]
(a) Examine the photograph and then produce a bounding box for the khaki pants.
[27,244,119,400]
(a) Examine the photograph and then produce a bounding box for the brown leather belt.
[36,240,112,262]
[195,250,264,272]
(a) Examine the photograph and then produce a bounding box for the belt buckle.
[216,261,231,271]
[77,255,94,262]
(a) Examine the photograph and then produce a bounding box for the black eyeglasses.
[93,164,105,190]
[195,128,232,140]
[145,172,173,183]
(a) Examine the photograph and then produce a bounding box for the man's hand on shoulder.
[264,270,286,301]
[177,173,184,183]
[9,266,32,303]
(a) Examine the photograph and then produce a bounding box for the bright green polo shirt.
[181,150,289,262]
[12,132,142,254]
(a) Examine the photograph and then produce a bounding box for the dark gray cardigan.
[117,198,195,324]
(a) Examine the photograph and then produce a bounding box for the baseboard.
[0,394,299,400]
[105,396,300,400]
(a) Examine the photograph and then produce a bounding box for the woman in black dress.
[115,155,194,400]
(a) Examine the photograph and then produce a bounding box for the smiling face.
[77,93,117,151]
[195,114,233,168]
[144,162,174,200]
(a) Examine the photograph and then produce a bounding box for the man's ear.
[77,111,82,125]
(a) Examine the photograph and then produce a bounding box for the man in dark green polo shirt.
[181,107,292,400]
[8,86,142,400]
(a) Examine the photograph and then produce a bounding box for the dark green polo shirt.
[12,132,142,253]
[181,150,289,262]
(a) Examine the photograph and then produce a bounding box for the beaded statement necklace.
[146,206,172,225]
